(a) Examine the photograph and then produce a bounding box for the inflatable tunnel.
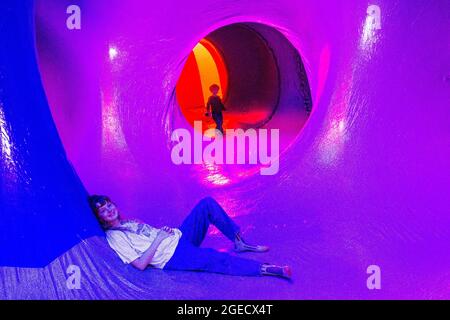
[0,0,449,299]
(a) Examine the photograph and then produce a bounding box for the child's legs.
[212,112,223,131]
[164,239,261,276]
[179,197,240,247]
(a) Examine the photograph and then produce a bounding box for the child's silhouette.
[206,84,226,134]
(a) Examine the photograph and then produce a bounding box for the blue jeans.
[212,112,224,133]
[164,197,262,276]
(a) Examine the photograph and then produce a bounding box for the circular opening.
[170,23,313,185]
[175,23,312,138]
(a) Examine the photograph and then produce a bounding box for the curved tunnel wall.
[0,0,103,267]
[0,0,449,298]
[206,24,280,128]
[203,22,312,133]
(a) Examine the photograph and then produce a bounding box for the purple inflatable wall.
[0,0,449,299]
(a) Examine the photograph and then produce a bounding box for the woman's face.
[97,201,120,225]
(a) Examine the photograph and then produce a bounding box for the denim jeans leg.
[212,112,223,133]
[164,239,261,276]
[179,197,240,247]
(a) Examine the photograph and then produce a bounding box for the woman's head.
[88,195,120,229]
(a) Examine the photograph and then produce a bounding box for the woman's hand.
[156,226,174,242]
[131,226,174,271]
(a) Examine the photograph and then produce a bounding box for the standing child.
[206,84,226,134]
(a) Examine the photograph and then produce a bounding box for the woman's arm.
[130,227,173,271]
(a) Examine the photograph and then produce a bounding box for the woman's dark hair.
[88,195,125,230]
[88,195,116,230]
[88,195,111,215]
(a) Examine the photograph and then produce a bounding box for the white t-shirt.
[105,220,182,269]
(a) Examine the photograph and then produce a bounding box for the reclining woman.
[89,195,292,279]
